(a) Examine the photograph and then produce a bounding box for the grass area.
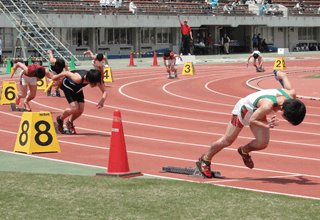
[0,172,319,219]
[305,74,320,78]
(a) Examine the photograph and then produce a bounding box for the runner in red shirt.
[11,62,51,111]
[163,50,182,79]
[178,16,193,55]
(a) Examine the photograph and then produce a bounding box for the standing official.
[178,16,193,55]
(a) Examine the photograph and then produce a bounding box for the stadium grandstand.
[0,0,319,63]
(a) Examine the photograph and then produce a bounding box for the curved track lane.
[1,60,320,200]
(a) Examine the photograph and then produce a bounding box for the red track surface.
[1,59,320,200]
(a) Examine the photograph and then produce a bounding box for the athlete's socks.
[203,156,211,162]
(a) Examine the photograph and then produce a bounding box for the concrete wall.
[1,13,320,56]
[274,28,285,50]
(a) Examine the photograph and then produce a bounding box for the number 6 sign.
[0,81,18,105]
[14,112,61,154]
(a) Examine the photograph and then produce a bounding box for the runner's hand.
[268,115,280,128]
[96,100,104,109]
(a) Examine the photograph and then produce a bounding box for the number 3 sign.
[14,112,61,154]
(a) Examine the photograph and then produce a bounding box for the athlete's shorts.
[166,59,176,67]
[231,115,244,128]
[92,60,105,68]
[20,70,37,86]
[61,82,84,104]
[230,114,267,128]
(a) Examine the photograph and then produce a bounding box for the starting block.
[160,164,222,179]
[9,103,27,112]
[53,122,72,135]
[256,66,265,72]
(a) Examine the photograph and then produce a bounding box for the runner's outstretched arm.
[96,82,108,109]
[83,50,95,60]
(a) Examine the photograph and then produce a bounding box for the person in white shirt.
[223,3,232,14]
[111,0,122,14]
[247,50,265,72]
[295,44,301,52]
[245,0,254,5]
[129,2,137,14]
[199,40,205,47]
[83,50,108,83]
[267,5,274,15]
[273,5,280,15]
[100,0,107,15]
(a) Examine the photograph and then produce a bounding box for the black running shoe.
[46,88,52,96]
[55,89,61,97]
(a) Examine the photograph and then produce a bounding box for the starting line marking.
[207,174,300,183]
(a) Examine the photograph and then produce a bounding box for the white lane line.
[162,75,235,106]
[24,101,320,146]
[207,174,300,183]
[163,74,320,122]
[1,128,320,180]
[205,80,241,99]
[212,184,320,200]
[118,74,320,121]
[2,146,319,200]
[2,110,320,164]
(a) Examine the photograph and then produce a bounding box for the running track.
[1,59,320,200]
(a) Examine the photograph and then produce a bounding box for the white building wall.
[288,27,299,52]
[274,28,285,50]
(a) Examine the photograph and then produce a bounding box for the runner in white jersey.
[196,70,306,178]
[231,88,291,126]
[247,50,265,72]
[83,50,108,83]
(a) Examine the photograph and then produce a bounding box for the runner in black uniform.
[52,69,107,134]
[46,50,69,97]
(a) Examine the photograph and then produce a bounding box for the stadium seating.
[24,0,320,16]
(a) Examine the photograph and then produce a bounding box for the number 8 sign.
[14,112,61,154]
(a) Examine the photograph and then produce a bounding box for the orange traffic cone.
[128,52,136,67]
[151,52,159,67]
[95,110,143,178]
